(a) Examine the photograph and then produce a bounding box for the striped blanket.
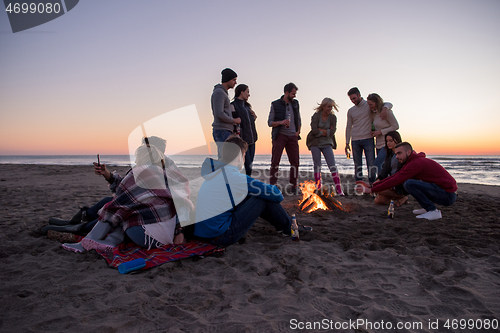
[96,240,225,271]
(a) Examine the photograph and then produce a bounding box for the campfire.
[298,180,349,213]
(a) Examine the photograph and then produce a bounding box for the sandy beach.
[1,164,499,332]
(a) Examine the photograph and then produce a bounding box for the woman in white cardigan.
[367,93,399,175]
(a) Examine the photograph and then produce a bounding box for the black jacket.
[231,98,258,144]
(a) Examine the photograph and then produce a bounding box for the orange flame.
[329,196,350,212]
[298,180,331,212]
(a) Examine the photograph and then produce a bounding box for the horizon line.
[1,153,500,157]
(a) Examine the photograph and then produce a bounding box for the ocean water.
[1,154,499,186]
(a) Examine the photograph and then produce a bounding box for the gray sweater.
[211,84,234,131]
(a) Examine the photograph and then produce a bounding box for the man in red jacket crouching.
[357,142,457,220]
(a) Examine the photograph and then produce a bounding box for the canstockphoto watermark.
[3,0,79,33]
[290,318,499,331]
[290,318,424,331]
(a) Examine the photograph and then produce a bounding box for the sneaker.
[412,208,427,215]
[416,209,442,220]
[278,223,312,236]
[298,224,313,232]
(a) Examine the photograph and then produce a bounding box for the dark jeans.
[213,129,233,158]
[126,226,160,248]
[244,143,256,176]
[213,196,291,247]
[403,179,457,212]
[81,196,113,233]
[352,138,376,184]
[374,147,386,177]
[270,133,299,186]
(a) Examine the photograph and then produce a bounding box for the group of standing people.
[210,68,400,196]
[210,67,457,221]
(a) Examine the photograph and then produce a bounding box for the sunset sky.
[1,0,499,156]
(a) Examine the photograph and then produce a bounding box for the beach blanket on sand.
[95,240,225,271]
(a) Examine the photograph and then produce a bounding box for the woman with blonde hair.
[367,93,399,174]
[306,97,344,195]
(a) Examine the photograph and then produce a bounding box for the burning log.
[303,201,317,213]
[315,191,338,211]
[298,181,333,212]
[301,200,316,213]
[323,194,350,212]
[299,192,331,212]
[297,180,350,213]
[298,194,315,210]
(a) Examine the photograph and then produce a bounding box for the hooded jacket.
[211,84,234,131]
[194,157,283,238]
[371,151,458,193]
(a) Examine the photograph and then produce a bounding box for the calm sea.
[1,155,499,186]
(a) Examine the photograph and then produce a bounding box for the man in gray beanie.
[212,68,241,158]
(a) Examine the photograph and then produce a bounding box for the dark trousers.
[270,133,299,186]
[244,143,256,176]
[214,196,291,247]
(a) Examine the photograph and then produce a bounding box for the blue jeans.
[403,179,457,212]
[213,129,233,158]
[352,138,376,183]
[311,145,338,174]
[213,196,291,246]
[244,143,256,176]
[374,147,387,177]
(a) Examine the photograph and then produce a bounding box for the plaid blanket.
[99,163,192,231]
[96,241,225,271]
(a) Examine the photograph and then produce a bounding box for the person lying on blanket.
[194,135,312,247]
[62,143,194,253]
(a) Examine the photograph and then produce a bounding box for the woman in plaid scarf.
[63,144,193,253]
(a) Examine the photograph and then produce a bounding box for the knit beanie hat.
[221,68,237,83]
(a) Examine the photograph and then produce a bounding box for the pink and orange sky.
[1,1,499,156]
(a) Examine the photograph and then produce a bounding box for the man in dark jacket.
[267,82,301,194]
[358,142,457,220]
